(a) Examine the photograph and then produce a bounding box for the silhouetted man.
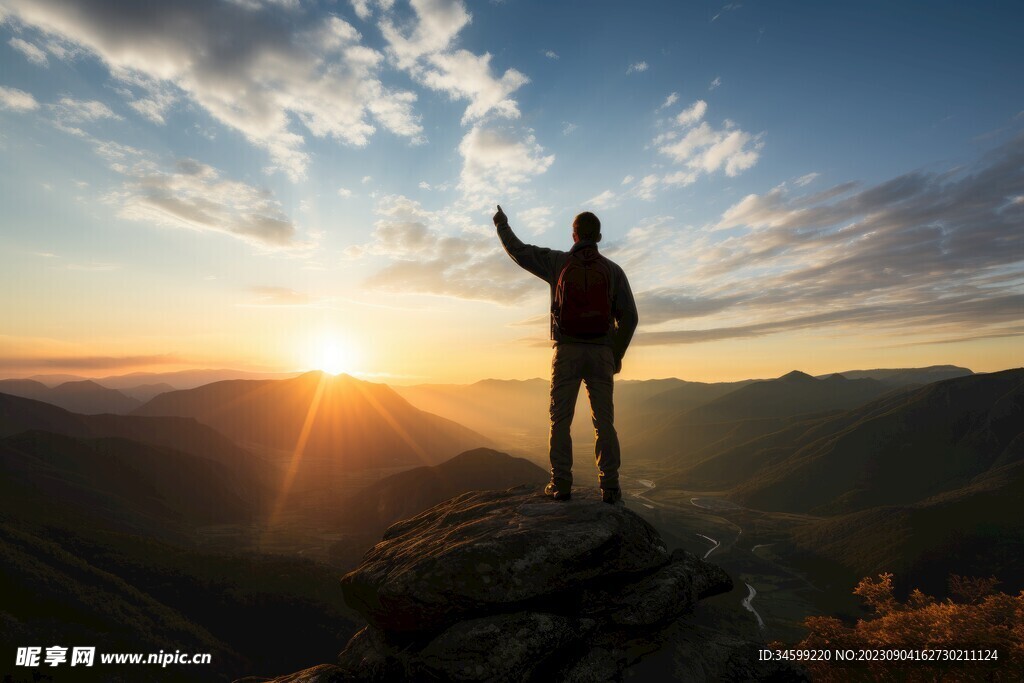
[494,205,638,504]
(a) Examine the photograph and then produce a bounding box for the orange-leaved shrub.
[788,573,1024,682]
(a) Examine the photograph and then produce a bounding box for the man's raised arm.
[493,205,561,282]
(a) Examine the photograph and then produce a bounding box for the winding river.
[742,583,766,629]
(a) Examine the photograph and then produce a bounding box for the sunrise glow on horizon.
[2,1,1022,385]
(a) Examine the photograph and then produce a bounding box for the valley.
[1,363,1021,680]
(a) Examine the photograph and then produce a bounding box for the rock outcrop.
[251,485,806,682]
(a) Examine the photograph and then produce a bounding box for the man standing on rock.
[494,205,638,504]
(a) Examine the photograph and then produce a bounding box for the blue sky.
[1,0,1022,382]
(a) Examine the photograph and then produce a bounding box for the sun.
[307,336,355,376]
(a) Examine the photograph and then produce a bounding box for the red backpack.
[554,247,613,337]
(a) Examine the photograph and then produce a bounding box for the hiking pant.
[548,342,620,490]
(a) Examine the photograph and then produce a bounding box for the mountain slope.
[134,371,489,469]
[785,460,1024,595]
[331,448,548,533]
[0,430,257,537]
[0,392,264,488]
[0,521,358,682]
[725,369,1024,514]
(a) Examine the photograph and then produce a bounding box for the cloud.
[379,0,470,68]
[582,176,669,211]
[519,206,555,235]
[338,187,354,198]
[421,49,528,123]
[355,194,538,303]
[658,92,679,111]
[711,3,741,22]
[543,50,558,60]
[626,61,648,74]
[52,96,121,122]
[561,121,577,135]
[375,0,529,127]
[657,99,763,183]
[625,134,1024,346]
[585,189,617,210]
[634,289,742,325]
[8,37,48,66]
[370,0,549,203]
[709,76,721,90]
[629,174,660,200]
[0,85,39,111]
[96,148,301,249]
[458,125,554,206]
[349,0,376,20]
[794,172,819,187]
[3,0,423,180]
[674,99,707,126]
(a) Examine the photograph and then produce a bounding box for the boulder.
[340,485,672,634]
[250,484,805,681]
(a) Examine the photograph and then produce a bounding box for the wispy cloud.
[87,144,304,250]
[794,172,819,187]
[626,61,649,74]
[49,96,121,135]
[657,92,679,110]
[709,76,721,90]
[8,37,48,66]
[626,134,1024,346]
[0,85,39,111]
[585,189,617,210]
[711,3,741,22]
[543,49,559,60]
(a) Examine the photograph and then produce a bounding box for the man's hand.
[493,204,508,228]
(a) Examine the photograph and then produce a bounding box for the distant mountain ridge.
[659,369,1024,515]
[629,370,916,470]
[816,365,973,385]
[0,378,141,414]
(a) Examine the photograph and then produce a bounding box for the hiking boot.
[544,481,572,501]
[601,488,622,505]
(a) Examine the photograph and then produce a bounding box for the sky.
[0,0,1022,384]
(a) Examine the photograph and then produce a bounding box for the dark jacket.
[497,222,639,363]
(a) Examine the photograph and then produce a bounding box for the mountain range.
[132,371,490,470]
[0,378,141,414]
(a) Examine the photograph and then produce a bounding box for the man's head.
[572,211,601,243]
